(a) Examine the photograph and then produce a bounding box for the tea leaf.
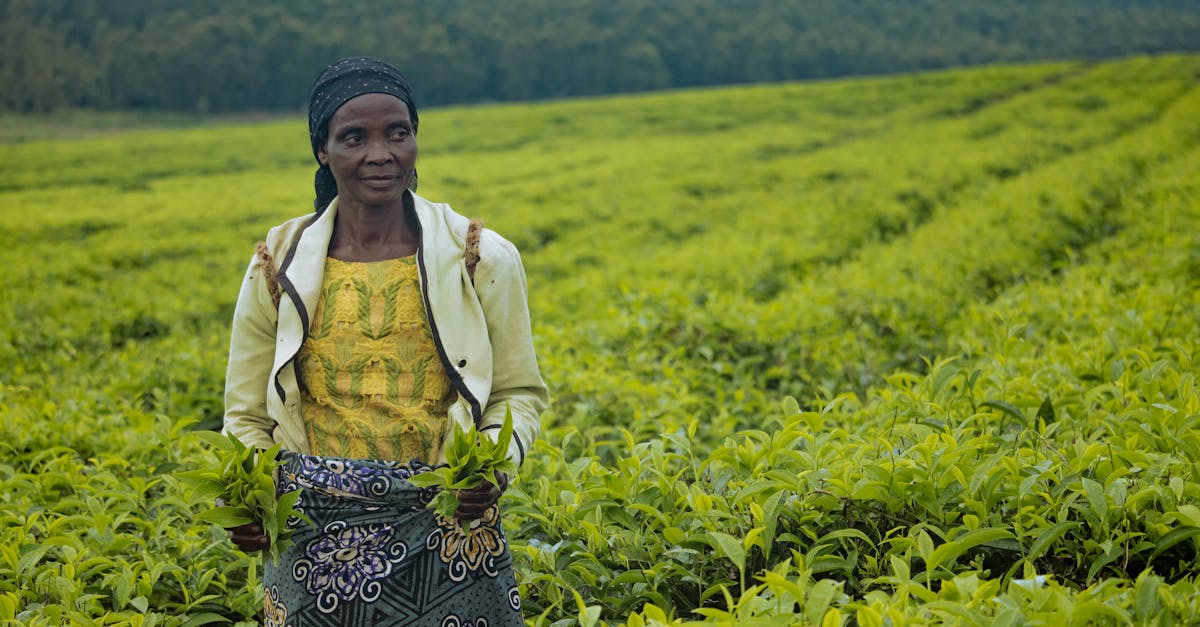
[1149,526,1200,561]
[182,612,231,627]
[928,528,1014,573]
[1026,521,1081,562]
[702,531,746,575]
[1036,396,1055,423]
[194,506,255,528]
[981,400,1025,425]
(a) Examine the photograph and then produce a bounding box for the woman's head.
[308,57,419,211]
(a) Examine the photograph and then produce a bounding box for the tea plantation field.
[2,54,1199,625]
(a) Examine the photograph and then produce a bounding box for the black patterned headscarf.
[308,57,419,211]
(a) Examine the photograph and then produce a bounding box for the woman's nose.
[365,139,393,163]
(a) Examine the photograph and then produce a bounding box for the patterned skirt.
[262,451,523,627]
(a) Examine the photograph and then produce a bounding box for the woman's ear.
[316,142,329,166]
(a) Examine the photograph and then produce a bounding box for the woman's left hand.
[455,471,508,519]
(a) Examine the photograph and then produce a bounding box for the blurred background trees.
[1,0,1197,113]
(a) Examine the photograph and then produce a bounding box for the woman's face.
[317,93,417,210]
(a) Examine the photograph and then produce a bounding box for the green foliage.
[179,434,308,566]
[1,1,1199,113]
[1,55,1199,624]
[0,414,262,624]
[408,409,518,529]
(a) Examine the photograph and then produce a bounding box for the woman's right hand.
[216,498,270,552]
[227,521,271,553]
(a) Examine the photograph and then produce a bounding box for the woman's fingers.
[227,521,271,552]
[455,483,500,519]
[454,471,509,520]
[215,497,270,552]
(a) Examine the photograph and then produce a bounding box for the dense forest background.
[3,0,1199,114]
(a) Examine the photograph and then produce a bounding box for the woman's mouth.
[360,175,400,188]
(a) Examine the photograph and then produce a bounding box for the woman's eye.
[391,129,409,141]
[343,134,363,145]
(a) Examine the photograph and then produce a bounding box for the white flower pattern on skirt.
[266,451,522,626]
[292,520,408,612]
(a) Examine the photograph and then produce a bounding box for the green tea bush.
[1,54,1197,625]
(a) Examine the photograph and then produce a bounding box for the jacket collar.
[276,191,456,336]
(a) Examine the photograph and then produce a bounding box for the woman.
[222,57,548,626]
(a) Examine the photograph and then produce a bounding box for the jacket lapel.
[273,201,336,381]
[412,194,490,421]
[287,201,336,322]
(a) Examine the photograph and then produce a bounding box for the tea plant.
[1,54,1198,624]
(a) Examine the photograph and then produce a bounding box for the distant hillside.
[2,0,1198,113]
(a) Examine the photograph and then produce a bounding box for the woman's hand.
[216,498,271,552]
[455,471,508,520]
[228,521,271,553]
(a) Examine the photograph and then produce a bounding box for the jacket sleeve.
[223,251,280,450]
[473,234,549,466]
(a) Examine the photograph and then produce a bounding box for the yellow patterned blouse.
[297,256,453,463]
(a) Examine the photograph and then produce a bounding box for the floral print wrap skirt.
[262,451,523,627]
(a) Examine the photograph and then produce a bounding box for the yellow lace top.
[297,256,453,463]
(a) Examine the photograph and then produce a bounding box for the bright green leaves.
[180,431,307,566]
[408,408,518,531]
[5,55,1200,626]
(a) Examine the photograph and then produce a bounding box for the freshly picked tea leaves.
[181,432,307,565]
[409,408,517,531]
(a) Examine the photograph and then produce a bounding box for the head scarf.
[308,57,419,211]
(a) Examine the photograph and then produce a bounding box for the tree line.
[2,0,1198,114]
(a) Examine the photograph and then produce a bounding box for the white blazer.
[222,191,548,466]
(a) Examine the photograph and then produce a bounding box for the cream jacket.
[223,192,548,466]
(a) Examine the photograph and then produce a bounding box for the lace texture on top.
[297,256,452,463]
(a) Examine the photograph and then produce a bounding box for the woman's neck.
[328,199,419,261]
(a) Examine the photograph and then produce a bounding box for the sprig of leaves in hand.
[180,432,308,565]
[408,408,517,532]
